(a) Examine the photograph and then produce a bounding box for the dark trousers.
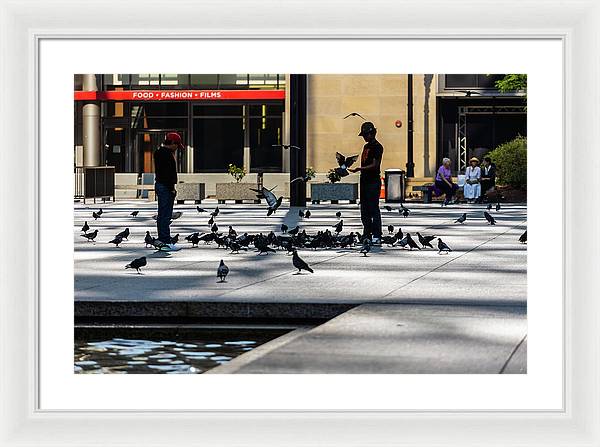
[480,179,495,200]
[360,179,382,239]
[155,182,175,244]
[435,179,458,201]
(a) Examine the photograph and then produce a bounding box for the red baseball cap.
[165,132,184,149]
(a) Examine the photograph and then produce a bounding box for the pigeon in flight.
[217,260,229,282]
[336,211,342,218]
[496,203,501,212]
[81,229,98,242]
[125,256,147,274]
[281,224,288,233]
[252,186,282,216]
[519,230,527,244]
[130,211,139,217]
[272,144,301,151]
[196,206,207,213]
[360,239,371,257]
[116,228,130,240]
[108,235,124,247]
[334,152,359,178]
[292,250,314,274]
[417,232,436,248]
[92,211,101,220]
[388,225,394,234]
[343,112,366,121]
[333,220,344,234]
[455,213,467,224]
[437,238,452,254]
[290,174,313,185]
[81,221,89,233]
[483,211,496,225]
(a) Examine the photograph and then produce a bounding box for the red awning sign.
[74,90,285,101]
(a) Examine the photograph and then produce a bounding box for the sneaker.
[371,237,382,245]
[159,243,181,252]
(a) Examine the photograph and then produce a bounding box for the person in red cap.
[153,132,184,251]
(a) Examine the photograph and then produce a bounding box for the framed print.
[0,0,599,446]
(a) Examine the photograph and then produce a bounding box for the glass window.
[250,115,283,172]
[445,74,505,89]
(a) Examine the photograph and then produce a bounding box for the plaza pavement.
[74,198,527,373]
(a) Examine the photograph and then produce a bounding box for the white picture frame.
[0,0,597,445]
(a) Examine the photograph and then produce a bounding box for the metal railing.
[74,166,115,203]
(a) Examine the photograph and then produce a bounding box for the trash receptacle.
[384,169,405,203]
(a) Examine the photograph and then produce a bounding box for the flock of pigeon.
[78,199,526,283]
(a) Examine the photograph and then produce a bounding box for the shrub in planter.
[487,136,527,188]
[227,164,246,183]
[327,168,342,184]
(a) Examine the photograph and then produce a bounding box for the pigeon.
[211,207,220,218]
[108,235,124,247]
[417,232,436,249]
[298,209,305,218]
[486,203,492,211]
[217,260,229,282]
[208,216,214,226]
[483,211,496,225]
[360,239,371,257]
[130,211,139,217]
[288,226,299,236]
[336,211,342,218]
[496,203,501,212]
[387,225,394,234]
[199,233,216,244]
[185,232,199,242]
[125,256,147,274]
[455,213,467,224]
[402,208,410,218]
[211,223,219,233]
[81,229,98,242]
[144,231,154,247]
[394,228,404,241]
[304,210,311,219]
[81,221,89,233]
[519,230,527,244]
[170,234,179,245]
[256,186,283,216]
[383,205,392,212]
[334,152,359,177]
[381,235,397,246]
[228,226,237,238]
[281,224,288,233]
[290,174,313,185]
[171,211,183,220]
[272,144,301,151]
[343,112,366,120]
[405,233,421,250]
[188,233,200,247]
[196,206,207,213]
[255,242,276,255]
[96,208,103,216]
[116,228,130,240]
[92,211,100,220]
[333,220,343,234]
[230,241,247,254]
[437,238,452,254]
[292,250,314,273]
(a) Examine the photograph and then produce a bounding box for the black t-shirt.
[153,145,178,188]
[360,139,384,182]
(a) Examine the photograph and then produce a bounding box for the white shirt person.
[463,157,481,202]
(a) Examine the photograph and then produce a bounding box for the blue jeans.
[360,179,382,239]
[155,182,175,244]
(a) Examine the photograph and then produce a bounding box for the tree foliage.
[495,74,527,93]
[487,136,527,188]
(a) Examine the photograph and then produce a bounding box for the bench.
[412,184,434,203]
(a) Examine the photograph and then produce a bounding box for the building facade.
[74,73,526,194]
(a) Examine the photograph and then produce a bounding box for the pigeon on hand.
[455,213,467,224]
[130,211,139,217]
[334,152,359,177]
[144,231,154,247]
[211,207,220,218]
[196,206,207,213]
[92,211,100,220]
[108,235,124,247]
[304,210,311,219]
[211,223,219,233]
[333,220,343,234]
[383,205,392,212]
[292,250,314,273]
[81,229,98,242]
[81,221,89,233]
[217,260,229,282]
[483,211,496,225]
[417,232,436,248]
[116,228,130,240]
[281,224,288,233]
[125,256,147,274]
[388,225,394,234]
[437,238,452,254]
[496,203,501,212]
[343,112,366,120]
[519,230,527,244]
[336,211,342,218]
[360,239,371,257]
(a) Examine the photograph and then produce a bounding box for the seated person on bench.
[434,157,459,205]
[479,156,497,203]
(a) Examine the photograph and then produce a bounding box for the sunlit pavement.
[75,199,527,373]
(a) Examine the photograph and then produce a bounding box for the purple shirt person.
[434,157,458,206]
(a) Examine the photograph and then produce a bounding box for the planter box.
[311,183,358,204]
[216,182,260,203]
[176,182,206,204]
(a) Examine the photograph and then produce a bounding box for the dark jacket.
[360,139,384,183]
[481,163,496,185]
[153,145,178,188]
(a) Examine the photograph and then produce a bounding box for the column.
[82,74,101,167]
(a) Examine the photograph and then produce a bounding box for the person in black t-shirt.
[349,122,384,243]
[153,132,183,250]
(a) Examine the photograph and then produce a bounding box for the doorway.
[133,130,186,175]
